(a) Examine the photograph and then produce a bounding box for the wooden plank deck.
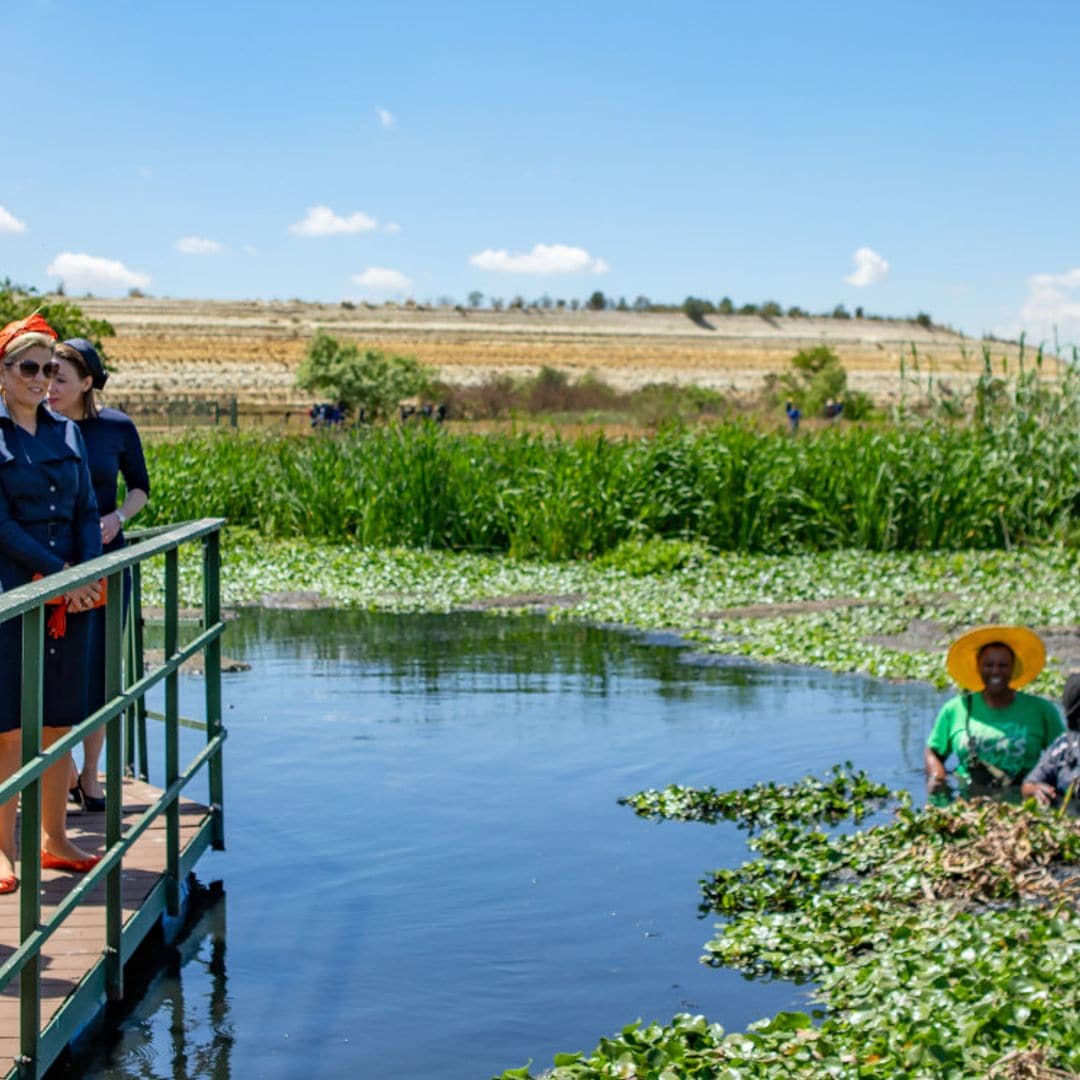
[0,778,210,1069]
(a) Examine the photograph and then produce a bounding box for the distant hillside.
[80,297,1055,405]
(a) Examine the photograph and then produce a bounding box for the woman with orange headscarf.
[0,315,103,893]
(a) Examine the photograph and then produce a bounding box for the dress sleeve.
[70,424,102,565]
[118,417,150,496]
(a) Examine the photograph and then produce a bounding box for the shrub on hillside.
[295,331,432,420]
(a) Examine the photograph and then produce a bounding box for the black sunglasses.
[4,359,60,378]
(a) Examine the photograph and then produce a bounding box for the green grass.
[141,410,1080,558]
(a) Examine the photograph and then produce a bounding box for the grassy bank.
[141,416,1080,557]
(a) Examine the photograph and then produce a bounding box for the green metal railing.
[0,518,227,1080]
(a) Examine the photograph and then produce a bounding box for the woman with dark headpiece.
[1022,674,1080,809]
[925,625,1063,795]
[49,338,149,812]
[0,315,104,893]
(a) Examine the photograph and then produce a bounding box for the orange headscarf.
[0,314,58,359]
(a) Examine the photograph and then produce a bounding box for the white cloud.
[376,107,396,129]
[468,243,610,275]
[352,267,412,292]
[384,222,401,234]
[1015,268,1080,343]
[290,205,378,236]
[45,252,150,294]
[844,247,889,287]
[176,236,223,255]
[0,206,27,234]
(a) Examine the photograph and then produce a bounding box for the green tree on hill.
[296,332,432,420]
[776,344,872,419]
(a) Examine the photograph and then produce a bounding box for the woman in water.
[925,625,1063,794]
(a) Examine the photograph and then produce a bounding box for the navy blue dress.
[0,402,102,732]
[78,408,150,712]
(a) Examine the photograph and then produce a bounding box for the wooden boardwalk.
[0,778,211,1070]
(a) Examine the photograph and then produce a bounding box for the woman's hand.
[65,580,101,611]
[1022,781,1058,807]
[100,512,124,546]
[924,747,949,790]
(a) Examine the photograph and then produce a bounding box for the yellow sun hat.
[945,625,1046,691]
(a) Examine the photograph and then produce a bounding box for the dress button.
[49,486,56,493]
[49,540,55,547]
[48,648,55,656]
[49,505,56,511]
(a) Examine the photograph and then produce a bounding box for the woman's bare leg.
[77,727,106,801]
[0,731,21,880]
[41,727,96,862]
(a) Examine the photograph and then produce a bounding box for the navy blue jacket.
[78,408,150,553]
[0,401,102,590]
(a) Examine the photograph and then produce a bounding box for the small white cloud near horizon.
[290,205,378,237]
[352,267,412,292]
[844,247,889,287]
[376,107,396,129]
[176,236,223,255]
[46,253,150,294]
[0,206,27,234]
[1013,267,1080,344]
[469,243,610,275]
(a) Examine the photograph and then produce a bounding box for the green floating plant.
[498,790,1080,1079]
[618,763,895,828]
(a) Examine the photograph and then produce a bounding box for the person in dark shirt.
[1022,674,1080,809]
[50,339,149,811]
[0,316,104,891]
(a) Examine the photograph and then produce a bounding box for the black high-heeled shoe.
[75,779,106,813]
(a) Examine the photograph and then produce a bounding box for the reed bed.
[141,404,1080,558]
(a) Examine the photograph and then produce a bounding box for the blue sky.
[3,0,1079,342]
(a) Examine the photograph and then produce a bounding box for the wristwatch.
[115,508,126,526]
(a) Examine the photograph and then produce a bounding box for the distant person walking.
[785,401,801,433]
[49,339,149,812]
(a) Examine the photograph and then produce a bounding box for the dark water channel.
[77,610,946,1079]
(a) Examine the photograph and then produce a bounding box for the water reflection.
[74,887,232,1079]
[92,610,948,1079]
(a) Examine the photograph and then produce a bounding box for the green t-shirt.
[927,691,1064,782]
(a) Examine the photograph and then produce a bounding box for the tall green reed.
[142,387,1080,560]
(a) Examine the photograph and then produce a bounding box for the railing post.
[164,549,180,917]
[18,605,44,1079]
[104,571,124,1001]
[203,531,225,850]
[128,562,149,781]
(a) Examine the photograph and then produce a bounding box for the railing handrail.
[0,518,225,623]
